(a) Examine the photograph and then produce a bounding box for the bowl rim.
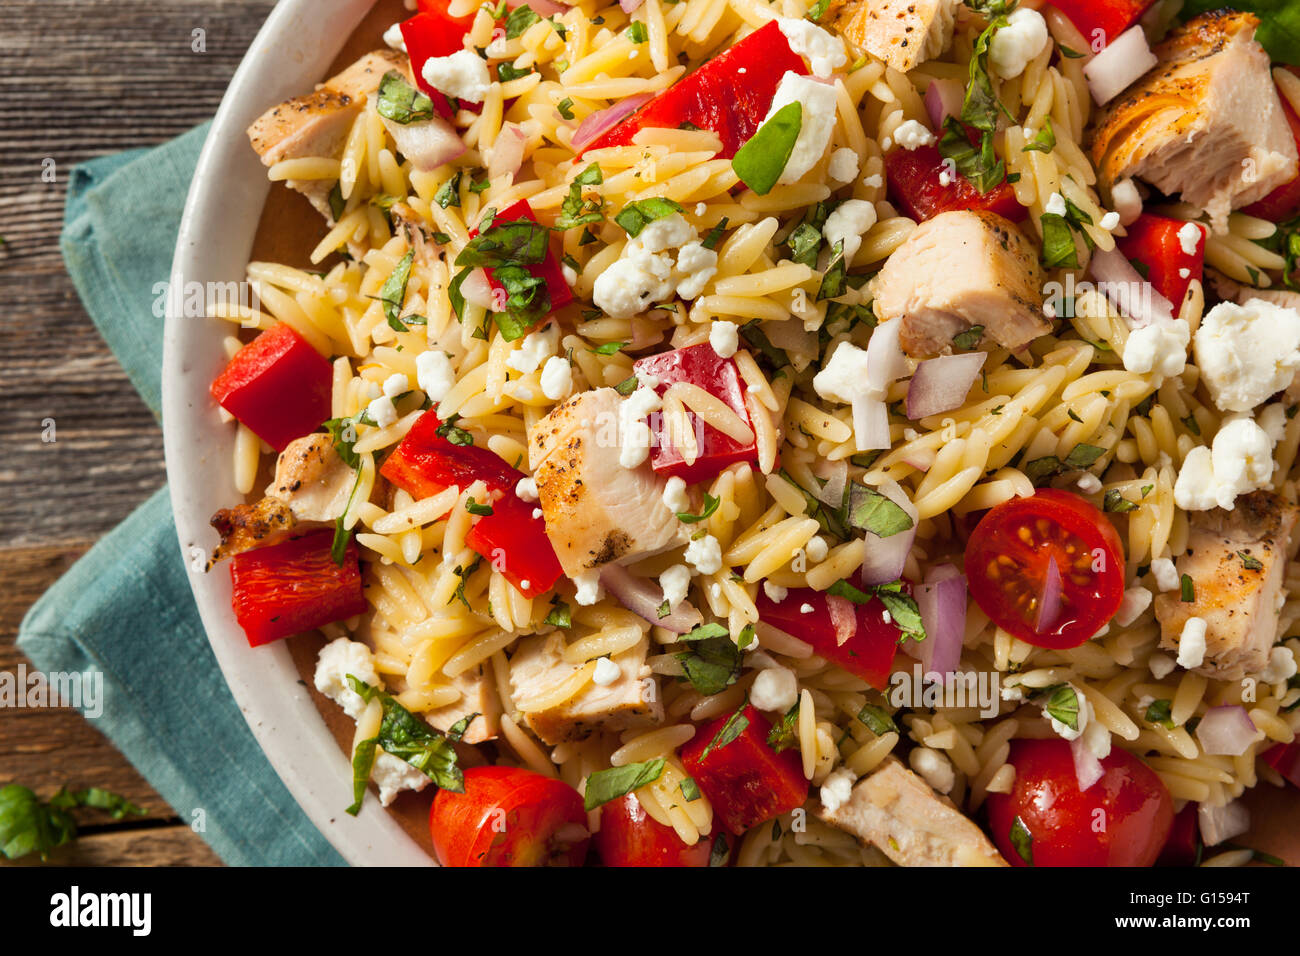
[161,0,431,867]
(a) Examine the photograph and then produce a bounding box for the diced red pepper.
[680,705,809,835]
[1047,0,1155,46]
[580,21,807,159]
[472,200,574,326]
[1261,741,1300,790]
[400,11,471,120]
[1115,212,1204,310]
[755,586,901,691]
[210,322,333,453]
[1244,81,1300,223]
[380,409,563,598]
[885,144,1027,224]
[230,530,368,647]
[632,343,759,486]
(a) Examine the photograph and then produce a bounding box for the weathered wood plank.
[0,823,223,867]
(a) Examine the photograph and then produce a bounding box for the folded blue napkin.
[18,124,344,866]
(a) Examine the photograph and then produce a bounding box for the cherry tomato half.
[594,793,714,867]
[429,766,589,867]
[986,739,1174,867]
[964,489,1125,649]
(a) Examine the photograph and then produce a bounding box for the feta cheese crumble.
[416,350,456,402]
[617,385,664,468]
[314,638,381,719]
[592,214,718,318]
[777,17,848,78]
[828,147,859,183]
[751,666,799,713]
[421,49,492,104]
[893,119,936,151]
[709,320,740,359]
[659,564,692,609]
[1193,299,1300,413]
[821,199,878,264]
[819,767,856,813]
[592,657,622,686]
[761,72,838,186]
[540,355,572,400]
[1122,318,1191,383]
[573,570,604,606]
[1114,586,1153,627]
[506,322,560,375]
[1177,617,1208,669]
[989,7,1050,79]
[763,580,789,603]
[909,747,956,793]
[1151,557,1180,592]
[1173,416,1276,511]
[515,476,539,502]
[685,534,723,575]
[662,476,690,513]
[1178,221,1204,256]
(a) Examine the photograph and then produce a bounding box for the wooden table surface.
[0,0,281,867]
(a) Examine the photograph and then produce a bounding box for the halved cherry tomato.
[755,586,901,690]
[964,489,1125,649]
[986,739,1174,867]
[594,793,714,867]
[429,766,589,867]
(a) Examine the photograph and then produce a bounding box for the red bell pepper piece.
[1115,212,1205,310]
[230,530,368,647]
[210,322,333,453]
[680,704,809,835]
[472,200,574,326]
[755,586,901,690]
[632,343,759,485]
[1046,0,1155,46]
[885,144,1027,224]
[381,410,563,598]
[400,11,471,120]
[1245,80,1300,223]
[1261,741,1300,790]
[580,21,807,159]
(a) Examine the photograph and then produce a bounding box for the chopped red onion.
[827,595,856,647]
[1071,734,1105,791]
[853,395,891,452]
[906,352,987,420]
[765,319,817,358]
[460,268,495,309]
[924,78,964,131]
[571,93,654,152]
[1087,247,1174,328]
[599,563,703,634]
[511,0,568,15]
[813,458,848,507]
[900,447,934,472]
[487,123,528,181]
[379,115,465,172]
[620,0,645,11]
[913,567,966,675]
[1198,799,1250,847]
[1034,556,1062,633]
[1195,705,1258,756]
[860,479,918,586]
[1083,25,1157,105]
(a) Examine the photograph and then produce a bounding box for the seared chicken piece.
[321,49,407,104]
[267,433,356,524]
[529,388,687,576]
[816,760,1008,866]
[1089,12,1299,233]
[423,663,501,745]
[1154,491,1298,681]
[871,210,1048,358]
[833,0,959,74]
[1207,269,1300,313]
[208,496,297,567]
[509,632,663,745]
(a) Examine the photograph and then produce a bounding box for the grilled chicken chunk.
[816,759,1008,866]
[529,388,687,576]
[423,663,501,744]
[832,0,959,74]
[209,496,297,567]
[1089,12,1299,233]
[509,632,663,744]
[871,210,1048,358]
[1154,490,1298,681]
[267,433,356,524]
[1208,269,1300,313]
[247,49,408,218]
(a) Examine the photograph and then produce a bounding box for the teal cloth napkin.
[18,124,345,866]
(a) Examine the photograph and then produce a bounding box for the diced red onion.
[1087,247,1174,328]
[812,457,848,507]
[511,0,568,16]
[1195,705,1258,756]
[900,447,934,472]
[571,93,654,152]
[828,595,856,647]
[1071,734,1105,791]
[852,396,891,452]
[906,352,986,420]
[866,318,910,394]
[912,567,966,675]
[630,315,662,350]
[860,479,918,586]
[599,563,703,634]
[461,269,495,309]
[1083,25,1157,105]
[924,78,964,131]
[1198,799,1250,848]
[380,115,466,172]
[620,0,645,11]
[487,123,528,181]
[1035,556,1063,633]
[765,319,817,358]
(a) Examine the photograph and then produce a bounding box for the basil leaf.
[505,4,540,37]
[677,633,744,695]
[1040,212,1080,269]
[614,197,685,237]
[827,578,873,604]
[1145,698,1175,729]
[951,325,984,351]
[702,217,729,250]
[491,263,551,339]
[456,219,551,268]
[614,374,639,396]
[1181,574,1195,603]
[583,758,665,810]
[680,777,702,801]
[545,600,572,628]
[588,341,626,355]
[1042,684,1080,731]
[436,171,463,209]
[817,238,847,301]
[937,117,1004,195]
[1103,489,1137,513]
[323,416,361,469]
[786,222,823,268]
[331,468,365,566]
[465,496,494,516]
[876,587,926,644]
[1238,551,1264,571]
[681,622,730,642]
[328,182,346,220]
[449,265,473,322]
[626,20,648,43]
[1010,815,1034,865]
[846,483,914,538]
[710,833,730,866]
[856,703,899,737]
[436,413,475,446]
[376,71,436,124]
[701,701,750,759]
[732,101,802,196]
[348,735,379,816]
[806,0,831,21]
[766,702,801,753]
[346,676,464,800]
[677,493,721,524]
[1023,117,1056,153]
[498,61,534,82]
[377,249,416,331]
[1063,443,1105,469]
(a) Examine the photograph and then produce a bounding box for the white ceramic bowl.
[162,0,429,866]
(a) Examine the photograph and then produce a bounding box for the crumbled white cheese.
[709,320,740,359]
[1178,221,1204,256]
[660,564,692,609]
[761,71,838,186]
[989,6,1050,79]
[314,638,380,720]
[751,666,799,713]
[1044,683,1088,742]
[592,214,717,317]
[813,341,875,405]
[821,198,877,264]
[366,395,398,428]
[1045,192,1067,217]
[561,264,578,286]
[777,17,847,78]
[540,355,572,400]
[805,536,829,563]
[819,767,857,813]
[662,476,690,513]
[909,747,956,793]
[1082,713,1112,761]
[515,476,539,502]
[1111,178,1143,226]
[1076,473,1103,494]
[1260,402,1289,443]
[1148,652,1176,680]
[1194,299,1300,413]
[1151,558,1180,592]
[373,752,429,806]
[383,22,408,52]
[1114,586,1153,627]
[532,507,543,519]
[893,119,936,151]
[685,534,723,575]
[763,580,789,603]
[592,656,622,686]
[1178,267,1191,279]
[382,373,409,399]
[862,173,883,189]
[617,385,664,468]
[1174,416,1276,511]
[422,49,492,104]
[1177,617,1208,669]
[800,603,815,614]
[828,147,859,183]
[1261,645,1298,685]
[1099,211,1120,231]
[506,322,560,375]
[416,350,456,402]
[1122,318,1190,383]
[573,569,603,606]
